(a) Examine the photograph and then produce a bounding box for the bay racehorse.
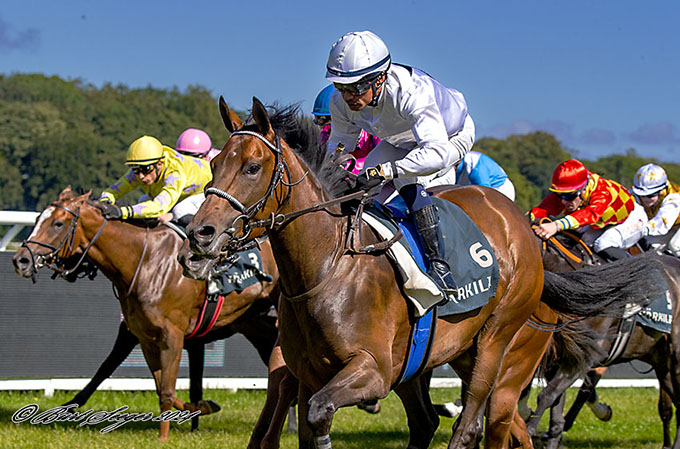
[524,230,680,449]
[179,97,667,449]
[12,187,279,440]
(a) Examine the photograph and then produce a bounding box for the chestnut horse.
[179,97,667,449]
[12,187,279,440]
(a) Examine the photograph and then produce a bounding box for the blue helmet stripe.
[326,54,391,78]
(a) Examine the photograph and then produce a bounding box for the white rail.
[0,377,660,398]
[0,210,39,251]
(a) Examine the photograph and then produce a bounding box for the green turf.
[0,387,670,448]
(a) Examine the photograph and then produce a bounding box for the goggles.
[313,115,331,126]
[132,164,156,176]
[557,190,582,201]
[334,73,382,96]
[639,191,661,199]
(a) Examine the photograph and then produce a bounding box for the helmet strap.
[368,72,387,107]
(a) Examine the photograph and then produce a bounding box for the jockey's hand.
[100,203,123,220]
[353,165,386,192]
[534,221,559,240]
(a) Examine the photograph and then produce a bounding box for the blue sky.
[1,0,678,162]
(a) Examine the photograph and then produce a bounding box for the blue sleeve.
[469,154,507,188]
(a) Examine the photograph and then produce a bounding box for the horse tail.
[539,317,606,378]
[541,252,667,316]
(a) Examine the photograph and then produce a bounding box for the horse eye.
[245,164,261,176]
[53,221,64,229]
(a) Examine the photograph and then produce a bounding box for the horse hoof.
[357,400,381,414]
[197,399,222,415]
[587,401,612,421]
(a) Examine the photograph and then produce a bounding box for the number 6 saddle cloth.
[363,196,500,318]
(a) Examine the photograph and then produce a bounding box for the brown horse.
[179,97,667,449]
[12,187,279,441]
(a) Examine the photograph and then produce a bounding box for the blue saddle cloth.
[371,195,500,317]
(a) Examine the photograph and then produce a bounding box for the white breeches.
[580,202,648,252]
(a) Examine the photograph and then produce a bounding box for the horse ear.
[58,186,73,200]
[251,97,272,137]
[219,96,243,133]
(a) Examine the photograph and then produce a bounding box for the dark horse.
[179,97,667,449]
[12,187,279,440]
[524,231,680,449]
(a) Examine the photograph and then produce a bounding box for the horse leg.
[447,318,530,449]
[564,367,606,431]
[248,342,300,449]
[64,321,138,406]
[393,374,440,449]
[517,381,534,422]
[305,354,391,449]
[296,382,316,449]
[525,369,578,438]
[655,368,674,449]
[186,340,205,431]
[143,328,185,441]
[543,391,566,449]
[509,412,533,448]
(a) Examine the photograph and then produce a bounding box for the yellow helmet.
[125,136,164,165]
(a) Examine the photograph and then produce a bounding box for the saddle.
[360,196,500,318]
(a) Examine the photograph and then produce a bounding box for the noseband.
[22,202,105,282]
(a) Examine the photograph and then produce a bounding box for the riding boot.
[413,204,458,300]
[596,246,629,263]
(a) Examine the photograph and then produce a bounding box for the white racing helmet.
[325,31,391,84]
[633,163,668,196]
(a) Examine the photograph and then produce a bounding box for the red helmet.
[549,160,589,193]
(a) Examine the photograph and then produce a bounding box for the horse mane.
[243,102,352,199]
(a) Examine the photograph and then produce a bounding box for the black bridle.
[22,202,106,283]
[203,130,294,251]
[202,130,376,255]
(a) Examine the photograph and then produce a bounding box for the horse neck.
[267,149,346,298]
[78,207,151,286]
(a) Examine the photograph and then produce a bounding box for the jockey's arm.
[99,171,139,204]
[124,170,186,220]
[646,194,680,236]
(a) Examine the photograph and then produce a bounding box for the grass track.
[0,387,670,448]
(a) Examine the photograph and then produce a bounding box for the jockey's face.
[561,195,582,213]
[639,193,660,208]
[136,160,163,185]
[336,74,386,111]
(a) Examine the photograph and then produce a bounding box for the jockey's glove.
[100,202,123,220]
[354,164,387,191]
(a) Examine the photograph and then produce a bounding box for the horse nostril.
[196,225,216,242]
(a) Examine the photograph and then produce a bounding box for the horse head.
[180,96,293,279]
[12,186,93,279]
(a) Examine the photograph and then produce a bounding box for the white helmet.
[633,163,668,196]
[325,31,391,84]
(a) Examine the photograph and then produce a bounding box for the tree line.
[1,73,677,216]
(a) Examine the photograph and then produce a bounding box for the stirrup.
[428,260,458,303]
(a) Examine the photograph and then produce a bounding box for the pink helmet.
[176,128,212,156]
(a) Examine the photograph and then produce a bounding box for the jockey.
[175,128,222,161]
[99,135,212,226]
[325,30,475,298]
[632,163,680,256]
[456,150,516,201]
[531,159,647,262]
[313,84,380,174]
